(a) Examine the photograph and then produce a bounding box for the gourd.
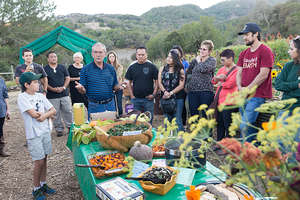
[129,141,153,161]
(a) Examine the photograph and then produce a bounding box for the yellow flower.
[198,104,208,111]
[206,108,215,117]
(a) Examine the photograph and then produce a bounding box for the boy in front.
[17,72,56,200]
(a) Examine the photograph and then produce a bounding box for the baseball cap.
[19,72,42,86]
[238,23,261,35]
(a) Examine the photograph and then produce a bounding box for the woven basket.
[95,120,152,152]
[139,166,178,195]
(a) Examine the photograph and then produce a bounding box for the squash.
[129,141,153,161]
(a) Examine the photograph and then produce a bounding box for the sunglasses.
[198,48,208,52]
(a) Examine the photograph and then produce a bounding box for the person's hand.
[75,81,84,90]
[298,83,300,88]
[6,111,10,120]
[130,94,136,100]
[237,85,245,91]
[55,87,63,93]
[25,64,34,72]
[37,113,47,122]
[216,74,227,81]
[163,91,171,99]
[146,94,154,100]
[196,55,201,63]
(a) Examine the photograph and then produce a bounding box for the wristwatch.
[63,86,66,90]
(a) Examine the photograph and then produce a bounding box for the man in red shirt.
[236,23,274,142]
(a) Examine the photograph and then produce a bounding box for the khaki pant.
[49,96,73,133]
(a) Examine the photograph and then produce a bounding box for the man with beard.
[236,23,274,142]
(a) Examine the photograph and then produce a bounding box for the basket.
[139,166,178,195]
[87,151,129,179]
[95,120,152,152]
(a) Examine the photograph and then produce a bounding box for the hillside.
[56,0,290,49]
[204,0,288,20]
[141,4,205,30]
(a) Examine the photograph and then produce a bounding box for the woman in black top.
[68,52,88,108]
[158,49,185,131]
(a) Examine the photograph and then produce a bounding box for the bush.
[216,39,289,65]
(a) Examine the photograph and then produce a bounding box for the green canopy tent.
[19,26,96,64]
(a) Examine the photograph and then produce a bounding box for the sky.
[53,0,225,16]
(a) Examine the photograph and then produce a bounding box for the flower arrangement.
[156,87,300,199]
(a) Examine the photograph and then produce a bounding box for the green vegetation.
[0,0,298,78]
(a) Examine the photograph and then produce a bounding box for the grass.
[5,80,17,88]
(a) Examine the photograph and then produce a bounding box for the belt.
[88,98,112,104]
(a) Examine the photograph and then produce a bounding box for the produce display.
[89,152,127,170]
[107,123,148,136]
[142,167,175,184]
[139,166,178,195]
[196,183,256,200]
[119,113,150,123]
[72,120,114,145]
[152,144,165,157]
[88,152,128,178]
[129,141,153,161]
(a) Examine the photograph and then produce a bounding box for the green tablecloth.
[66,125,245,200]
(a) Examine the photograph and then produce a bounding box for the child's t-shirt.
[18,92,53,139]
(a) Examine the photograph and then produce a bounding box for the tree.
[163,31,184,56]
[0,0,56,74]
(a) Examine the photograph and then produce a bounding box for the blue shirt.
[0,78,8,118]
[80,62,118,101]
[182,59,189,73]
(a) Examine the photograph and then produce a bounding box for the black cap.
[238,23,261,35]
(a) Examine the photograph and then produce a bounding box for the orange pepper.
[185,185,201,200]
[89,121,97,127]
[262,121,277,131]
[244,194,254,200]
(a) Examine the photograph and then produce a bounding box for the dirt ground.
[0,91,83,199]
[0,90,166,200]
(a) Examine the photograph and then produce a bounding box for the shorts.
[27,132,52,161]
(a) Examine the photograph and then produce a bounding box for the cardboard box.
[96,177,144,200]
[90,111,117,121]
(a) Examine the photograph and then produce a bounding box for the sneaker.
[32,188,46,200]
[40,184,56,195]
[57,131,63,137]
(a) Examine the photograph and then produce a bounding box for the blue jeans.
[115,90,123,116]
[188,91,214,117]
[131,98,154,124]
[240,97,265,142]
[88,99,116,120]
[164,98,184,131]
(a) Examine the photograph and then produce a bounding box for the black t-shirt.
[44,64,70,99]
[125,62,158,98]
[15,63,47,93]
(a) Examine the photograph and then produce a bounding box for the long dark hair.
[293,37,300,64]
[166,49,184,80]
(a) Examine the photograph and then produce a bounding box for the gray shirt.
[18,92,53,139]
[185,57,216,92]
[0,78,8,118]
[15,63,47,93]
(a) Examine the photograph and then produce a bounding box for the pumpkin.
[129,141,153,161]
